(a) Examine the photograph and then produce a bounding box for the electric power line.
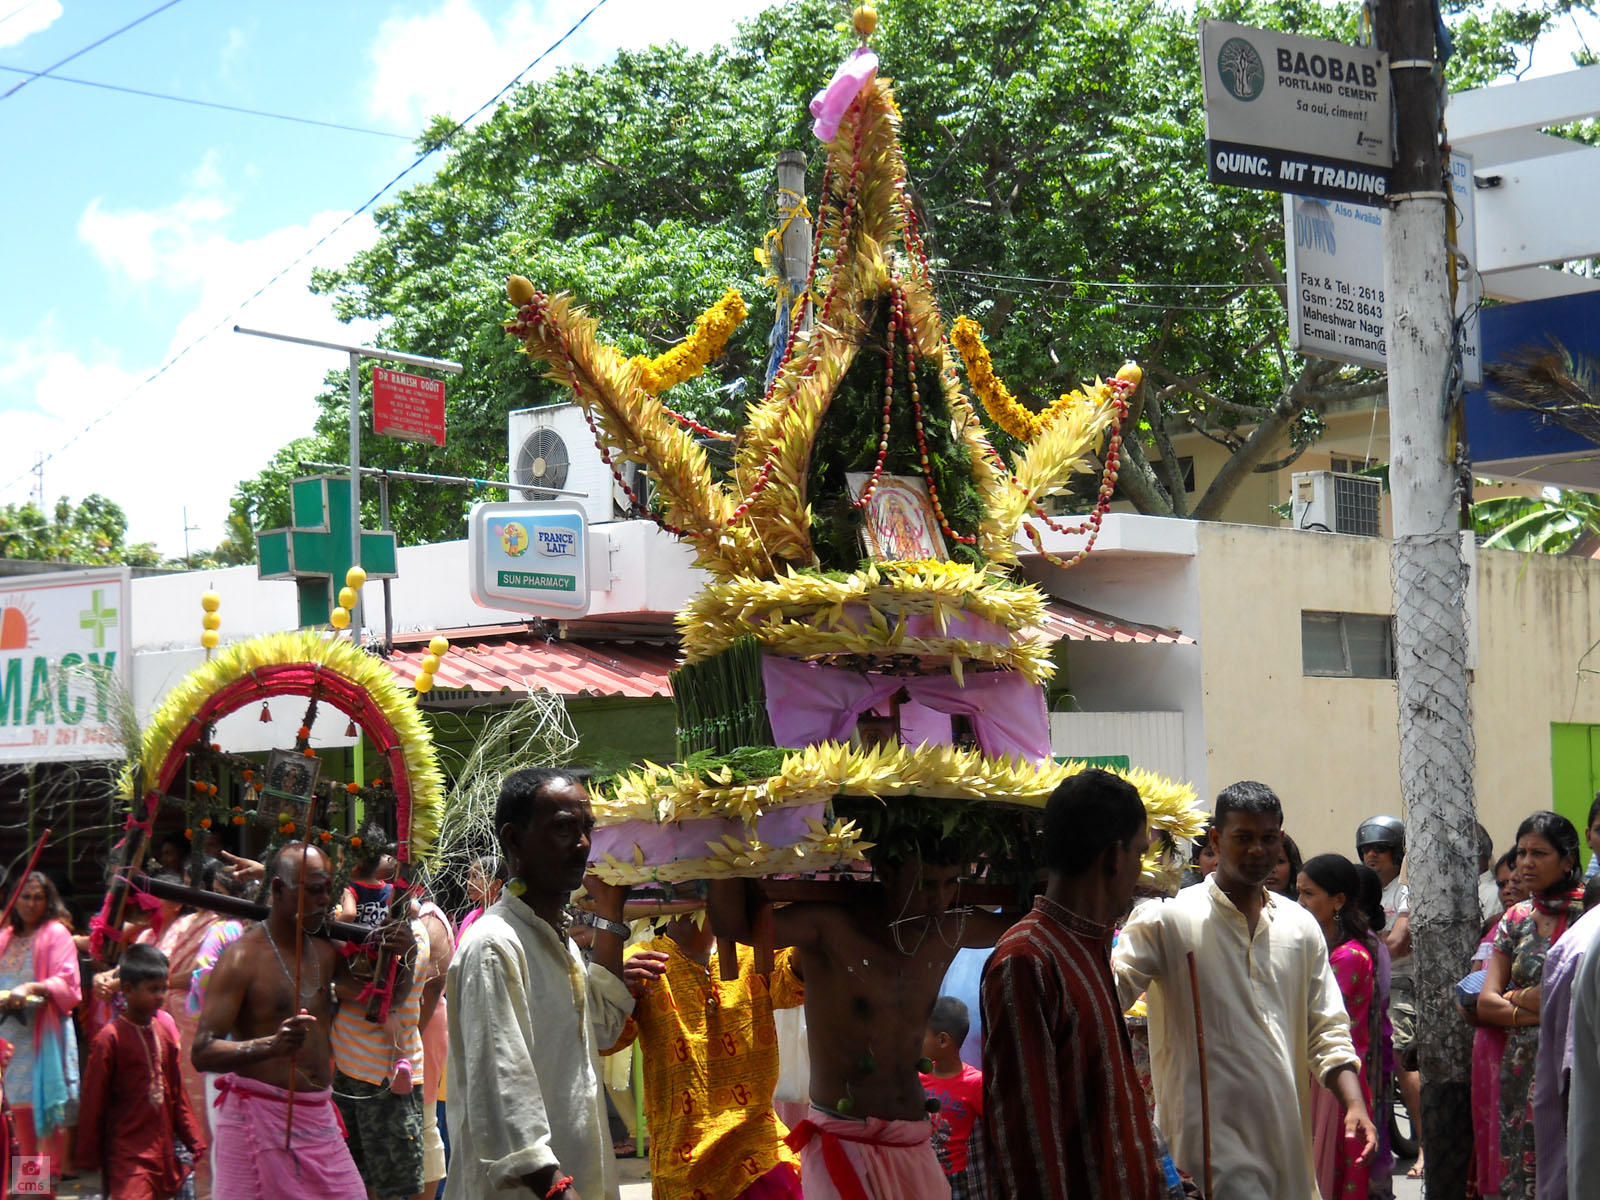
[0,0,47,29]
[0,65,410,138]
[0,0,183,101]
[1,0,612,500]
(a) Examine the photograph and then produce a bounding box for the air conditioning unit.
[1291,470,1382,536]
[507,404,645,525]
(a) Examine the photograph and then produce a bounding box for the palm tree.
[1486,337,1600,444]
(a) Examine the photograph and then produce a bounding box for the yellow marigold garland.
[628,289,749,394]
[951,315,1111,444]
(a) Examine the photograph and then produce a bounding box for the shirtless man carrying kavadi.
[710,840,1013,1199]
[192,843,415,1200]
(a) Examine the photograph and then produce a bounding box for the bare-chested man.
[709,841,1012,1199]
[193,843,413,1199]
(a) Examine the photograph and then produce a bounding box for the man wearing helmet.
[1358,814,1422,1178]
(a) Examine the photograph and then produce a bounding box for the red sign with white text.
[373,367,446,446]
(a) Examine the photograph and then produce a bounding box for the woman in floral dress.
[1479,810,1585,1199]
[1298,853,1380,1200]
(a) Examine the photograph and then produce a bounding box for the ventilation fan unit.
[508,403,640,525]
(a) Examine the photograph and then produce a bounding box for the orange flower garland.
[628,289,749,395]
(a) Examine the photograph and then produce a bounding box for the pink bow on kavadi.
[810,48,879,142]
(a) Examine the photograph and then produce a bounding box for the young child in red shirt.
[77,943,206,1200]
[920,995,986,1200]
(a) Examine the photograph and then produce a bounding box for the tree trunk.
[1380,0,1479,1191]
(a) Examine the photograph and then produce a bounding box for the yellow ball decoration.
[200,630,220,650]
[420,653,441,674]
[852,4,877,37]
[508,275,536,307]
[338,586,358,610]
[413,671,435,695]
[428,636,450,658]
[330,607,351,630]
[201,590,221,613]
[201,612,221,631]
[345,566,367,590]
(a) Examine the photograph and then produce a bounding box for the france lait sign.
[372,367,446,447]
[467,501,590,616]
[1284,153,1481,381]
[1200,20,1392,207]
[0,567,132,763]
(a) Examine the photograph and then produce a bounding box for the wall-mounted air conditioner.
[1290,470,1382,536]
[507,404,645,525]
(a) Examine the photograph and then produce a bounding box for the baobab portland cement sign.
[1199,21,1393,207]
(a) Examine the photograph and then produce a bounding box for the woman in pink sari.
[0,872,82,1190]
[1299,853,1379,1200]
[1463,851,1524,1197]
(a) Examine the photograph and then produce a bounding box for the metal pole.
[294,460,587,499]
[379,475,394,653]
[349,352,363,640]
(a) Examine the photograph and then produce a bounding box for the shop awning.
[385,626,678,698]
[1035,601,1193,645]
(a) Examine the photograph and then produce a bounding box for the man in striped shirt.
[981,768,1169,1199]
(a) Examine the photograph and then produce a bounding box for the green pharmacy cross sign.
[257,476,398,628]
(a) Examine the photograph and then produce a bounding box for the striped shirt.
[330,918,430,1086]
[981,895,1166,1199]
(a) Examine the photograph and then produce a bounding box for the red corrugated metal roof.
[385,635,678,698]
[1036,600,1194,645]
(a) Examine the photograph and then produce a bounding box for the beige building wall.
[1159,402,1537,534]
[1192,522,1600,866]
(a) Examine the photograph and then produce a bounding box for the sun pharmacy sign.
[0,567,132,762]
[467,502,590,616]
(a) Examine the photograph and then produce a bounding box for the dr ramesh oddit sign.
[373,367,446,447]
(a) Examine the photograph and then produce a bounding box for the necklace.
[258,922,321,1007]
[118,1015,165,1106]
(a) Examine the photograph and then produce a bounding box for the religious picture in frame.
[263,747,322,829]
[844,473,948,563]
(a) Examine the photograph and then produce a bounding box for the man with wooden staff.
[980,768,1171,1199]
[192,843,415,1199]
[1113,781,1376,1200]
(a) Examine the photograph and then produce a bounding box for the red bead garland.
[851,284,901,510]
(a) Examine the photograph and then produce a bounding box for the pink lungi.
[210,1074,365,1200]
[786,1105,946,1200]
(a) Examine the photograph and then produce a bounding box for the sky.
[0,0,1594,559]
[0,0,774,557]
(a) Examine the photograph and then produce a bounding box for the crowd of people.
[3,769,1600,1199]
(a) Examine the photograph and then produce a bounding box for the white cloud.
[0,199,381,557]
[0,0,63,50]
[366,0,774,132]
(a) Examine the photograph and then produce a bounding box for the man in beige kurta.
[1114,780,1373,1200]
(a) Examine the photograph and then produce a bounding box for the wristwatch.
[587,914,629,939]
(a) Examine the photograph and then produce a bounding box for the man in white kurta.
[444,892,633,1200]
[1114,783,1367,1200]
[442,768,666,1200]
[1565,914,1600,1194]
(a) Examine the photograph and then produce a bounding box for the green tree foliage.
[1473,488,1600,553]
[0,493,130,564]
[238,0,1588,543]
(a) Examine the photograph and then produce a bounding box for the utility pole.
[1377,0,1478,1192]
[182,507,200,568]
[765,150,813,387]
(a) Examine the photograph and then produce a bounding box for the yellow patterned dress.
[605,937,803,1199]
